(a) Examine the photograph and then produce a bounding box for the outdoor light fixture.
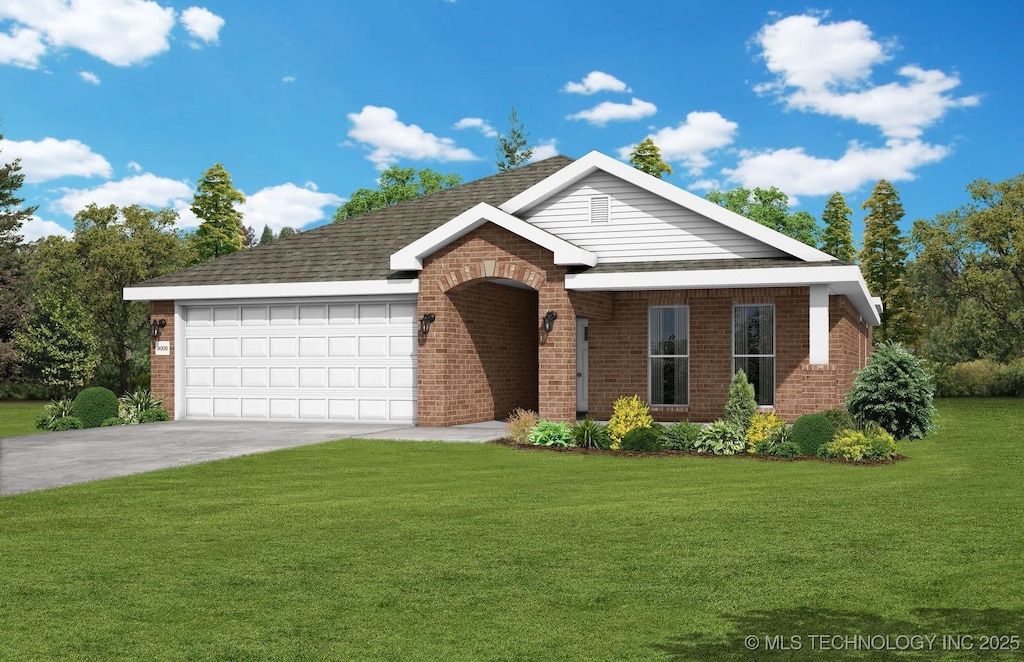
[419,313,436,336]
[149,318,166,338]
[542,310,558,333]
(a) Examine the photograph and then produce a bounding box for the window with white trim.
[649,306,688,406]
[733,304,775,406]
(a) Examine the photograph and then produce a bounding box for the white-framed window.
[649,306,689,406]
[733,304,775,406]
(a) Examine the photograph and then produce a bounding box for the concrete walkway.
[0,419,507,497]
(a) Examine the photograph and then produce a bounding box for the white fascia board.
[565,264,883,326]
[389,202,596,270]
[500,150,837,263]
[123,278,419,302]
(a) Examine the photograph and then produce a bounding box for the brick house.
[125,151,881,426]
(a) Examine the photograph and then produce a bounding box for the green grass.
[0,400,46,437]
[1,399,1022,660]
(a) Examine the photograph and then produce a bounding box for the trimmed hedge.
[72,387,119,429]
[619,426,663,453]
[791,414,834,457]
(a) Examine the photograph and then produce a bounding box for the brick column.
[149,301,175,418]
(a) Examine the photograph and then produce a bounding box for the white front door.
[576,317,588,413]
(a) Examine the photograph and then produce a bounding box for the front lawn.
[0,400,46,437]
[1,399,1021,660]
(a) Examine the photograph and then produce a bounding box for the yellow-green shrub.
[506,408,538,445]
[607,395,653,450]
[820,427,898,461]
[744,411,785,453]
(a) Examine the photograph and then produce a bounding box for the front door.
[576,317,589,413]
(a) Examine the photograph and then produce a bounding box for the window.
[649,306,688,405]
[733,305,775,406]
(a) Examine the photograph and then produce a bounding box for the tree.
[628,137,673,179]
[15,291,99,391]
[333,166,463,221]
[495,106,533,172]
[190,163,246,262]
[278,227,297,239]
[859,179,919,345]
[259,225,275,245]
[0,133,37,379]
[242,225,256,248]
[706,186,820,247]
[820,192,856,261]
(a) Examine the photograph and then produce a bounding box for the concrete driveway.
[0,419,507,497]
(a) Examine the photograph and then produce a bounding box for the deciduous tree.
[706,186,820,248]
[628,137,672,179]
[0,133,37,379]
[820,192,856,261]
[15,291,99,391]
[190,163,246,262]
[333,166,463,221]
[495,107,533,172]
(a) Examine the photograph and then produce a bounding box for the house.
[124,151,881,426]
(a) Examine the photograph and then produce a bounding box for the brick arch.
[438,261,546,295]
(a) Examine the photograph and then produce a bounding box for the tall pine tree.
[628,138,672,179]
[190,163,246,262]
[0,133,37,379]
[495,107,533,171]
[820,192,855,261]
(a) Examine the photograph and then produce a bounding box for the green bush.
[846,341,936,440]
[821,408,855,436]
[792,414,834,457]
[820,428,898,461]
[72,387,119,429]
[101,417,127,426]
[51,417,83,431]
[724,370,757,432]
[770,441,801,458]
[662,421,701,451]
[999,358,1024,396]
[571,418,612,450]
[528,420,573,447]
[138,407,170,423]
[694,420,745,455]
[119,389,166,424]
[619,426,663,453]
[35,398,76,430]
[753,424,792,455]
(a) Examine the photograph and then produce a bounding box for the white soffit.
[389,202,597,270]
[500,150,837,263]
[123,279,419,302]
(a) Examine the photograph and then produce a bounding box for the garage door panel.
[298,305,326,324]
[213,367,239,387]
[299,368,327,388]
[241,306,268,325]
[213,338,240,357]
[298,337,327,357]
[214,307,239,326]
[241,398,268,418]
[186,337,212,357]
[269,337,297,356]
[358,336,387,357]
[241,337,267,357]
[241,367,267,387]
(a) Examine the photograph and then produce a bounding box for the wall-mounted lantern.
[149,319,167,338]
[542,310,558,333]
[419,313,436,336]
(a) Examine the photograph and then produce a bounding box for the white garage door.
[181,296,417,422]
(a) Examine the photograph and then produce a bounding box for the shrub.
[745,412,785,453]
[724,370,757,432]
[694,420,746,455]
[528,420,573,447]
[119,389,165,424]
[820,427,898,461]
[571,418,612,450]
[35,398,76,430]
[662,421,701,451]
[607,395,653,450]
[821,408,855,436]
[51,417,83,431]
[619,426,664,453]
[770,441,801,458]
[792,414,834,457]
[999,358,1024,397]
[846,341,936,440]
[506,408,538,445]
[138,408,169,423]
[754,424,793,455]
[72,387,119,429]
[101,417,127,426]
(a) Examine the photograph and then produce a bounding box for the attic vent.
[589,195,610,223]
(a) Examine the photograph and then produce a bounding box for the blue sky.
[1,0,1020,248]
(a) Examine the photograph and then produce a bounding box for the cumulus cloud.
[754,13,978,138]
[21,215,72,241]
[453,117,497,138]
[529,139,558,162]
[3,137,112,183]
[723,139,949,196]
[181,6,224,45]
[127,161,143,173]
[0,26,47,68]
[240,183,344,232]
[568,98,657,125]
[79,70,100,84]
[619,111,738,175]
[563,71,631,95]
[52,173,192,215]
[346,105,478,169]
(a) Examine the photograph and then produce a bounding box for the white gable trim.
[500,151,837,263]
[123,278,419,302]
[565,264,882,326]
[390,202,597,271]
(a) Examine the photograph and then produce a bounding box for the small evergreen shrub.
[846,341,936,440]
[821,408,855,436]
[792,414,834,457]
[506,408,538,445]
[571,418,612,450]
[101,417,127,426]
[72,387,119,429]
[528,420,573,447]
[35,398,76,431]
[119,390,165,424]
[694,420,746,455]
[51,417,83,431]
[820,428,898,461]
[607,395,653,450]
[662,421,701,451]
[619,426,664,453]
[745,412,785,453]
[770,441,800,458]
[138,408,169,423]
[724,370,757,432]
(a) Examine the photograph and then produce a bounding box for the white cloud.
[346,105,478,169]
[453,117,497,138]
[0,0,176,67]
[528,139,558,162]
[127,161,143,173]
[52,173,192,215]
[563,71,631,95]
[181,6,224,45]
[240,183,344,232]
[3,137,112,183]
[568,98,657,125]
[79,70,100,84]
[21,215,72,241]
[282,75,295,83]
[619,111,738,175]
[688,179,720,192]
[723,139,949,196]
[754,14,978,138]
[0,26,46,68]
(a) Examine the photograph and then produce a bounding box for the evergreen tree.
[628,137,673,179]
[859,179,919,345]
[259,225,275,245]
[0,133,37,379]
[278,227,297,239]
[495,107,533,172]
[190,163,246,262]
[820,192,856,261]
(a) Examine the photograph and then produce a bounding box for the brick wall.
[149,300,175,418]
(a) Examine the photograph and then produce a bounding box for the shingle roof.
[134,156,575,288]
